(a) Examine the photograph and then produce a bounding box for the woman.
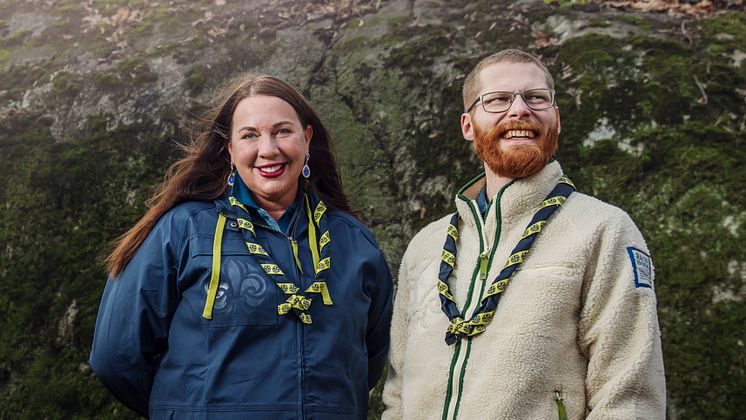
[90,74,393,419]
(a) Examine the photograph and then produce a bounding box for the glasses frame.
[467,88,556,114]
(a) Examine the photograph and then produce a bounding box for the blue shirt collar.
[476,184,491,219]
[231,172,298,233]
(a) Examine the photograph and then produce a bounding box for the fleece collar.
[454,161,564,231]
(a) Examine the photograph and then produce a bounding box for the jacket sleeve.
[365,248,394,390]
[578,211,666,419]
[89,215,185,417]
[381,241,416,419]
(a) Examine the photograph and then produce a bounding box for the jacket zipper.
[246,213,308,419]
[443,198,491,420]
[288,210,307,420]
[554,390,569,420]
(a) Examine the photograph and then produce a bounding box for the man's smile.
[502,129,536,140]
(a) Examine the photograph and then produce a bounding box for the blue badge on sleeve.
[627,247,653,289]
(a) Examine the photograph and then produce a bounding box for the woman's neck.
[252,188,296,221]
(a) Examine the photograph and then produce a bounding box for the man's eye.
[485,95,511,104]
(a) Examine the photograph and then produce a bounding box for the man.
[382,49,666,419]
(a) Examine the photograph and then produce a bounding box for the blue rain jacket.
[90,194,393,419]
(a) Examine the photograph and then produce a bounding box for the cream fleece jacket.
[382,161,665,420]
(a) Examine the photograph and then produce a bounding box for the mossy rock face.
[1,1,744,419]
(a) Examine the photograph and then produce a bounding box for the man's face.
[461,61,560,179]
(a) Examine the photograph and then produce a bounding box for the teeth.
[504,130,535,139]
[260,164,283,172]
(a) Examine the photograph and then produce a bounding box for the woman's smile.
[256,162,287,178]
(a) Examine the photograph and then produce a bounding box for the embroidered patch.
[627,247,653,289]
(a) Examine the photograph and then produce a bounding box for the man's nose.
[507,93,531,118]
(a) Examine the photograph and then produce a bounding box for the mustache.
[494,120,542,137]
[479,119,543,144]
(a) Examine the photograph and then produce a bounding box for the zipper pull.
[290,237,303,274]
[554,390,569,420]
[479,252,489,281]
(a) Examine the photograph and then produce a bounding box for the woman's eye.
[276,128,292,135]
[240,132,257,140]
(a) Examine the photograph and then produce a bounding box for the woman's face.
[227,95,312,210]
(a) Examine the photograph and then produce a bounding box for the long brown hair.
[106,74,353,277]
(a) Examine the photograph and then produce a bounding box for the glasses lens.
[481,91,514,113]
[523,89,553,110]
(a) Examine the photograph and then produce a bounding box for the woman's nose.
[257,135,279,157]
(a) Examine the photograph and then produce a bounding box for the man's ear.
[461,113,475,142]
[555,106,561,135]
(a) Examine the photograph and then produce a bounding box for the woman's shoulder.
[159,200,219,227]
[326,210,379,249]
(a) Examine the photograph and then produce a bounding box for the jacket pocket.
[191,233,279,327]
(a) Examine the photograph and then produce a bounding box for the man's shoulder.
[410,213,453,245]
[561,191,645,243]
[402,213,453,259]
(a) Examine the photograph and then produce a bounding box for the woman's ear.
[304,125,313,146]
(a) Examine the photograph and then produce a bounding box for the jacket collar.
[454,161,564,230]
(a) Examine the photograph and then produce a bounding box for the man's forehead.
[477,61,549,91]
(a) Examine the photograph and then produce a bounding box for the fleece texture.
[382,161,665,420]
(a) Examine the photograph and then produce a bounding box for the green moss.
[0,29,32,48]
[336,35,367,53]
[52,71,82,98]
[384,30,450,68]
[116,56,158,86]
[544,0,592,7]
[183,65,208,95]
[93,71,123,91]
[618,14,652,30]
[701,11,746,38]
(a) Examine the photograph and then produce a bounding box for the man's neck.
[484,165,513,199]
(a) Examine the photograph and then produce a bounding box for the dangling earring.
[228,162,235,186]
[302,153,311,179]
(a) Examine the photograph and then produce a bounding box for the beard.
[473,119,559,179]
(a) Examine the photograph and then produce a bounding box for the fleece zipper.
[441,178,512,420]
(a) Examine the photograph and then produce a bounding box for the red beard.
[473,119,559,178]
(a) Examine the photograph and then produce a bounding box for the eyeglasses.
[467,88,555,113]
